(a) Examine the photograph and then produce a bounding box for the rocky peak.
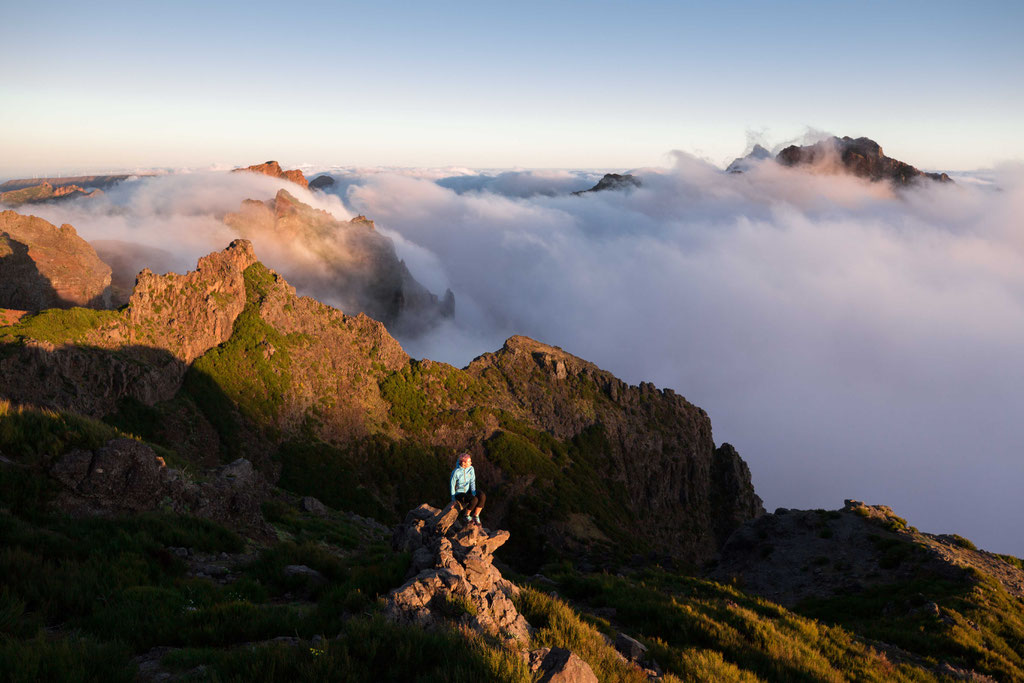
[726,144,773,173]
[776,136,952,185]
[0,210,112,310]
[127,239,256,363]
[388,502,531,642]
[308,174,335,190]
[573,173,642,195]
[232,160,309,188]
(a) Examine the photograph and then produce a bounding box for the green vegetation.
[0,307,121,346]
[379,360,491,432]
[546,569,938,682]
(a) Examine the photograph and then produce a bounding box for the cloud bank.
[13,157,1023,556]
[335,157,1024,556]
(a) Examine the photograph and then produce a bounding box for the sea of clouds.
[15,153,1024,555]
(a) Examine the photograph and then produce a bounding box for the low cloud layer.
[331,158,1023,556]
[11,157,1023,556]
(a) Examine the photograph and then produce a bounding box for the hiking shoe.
[473,516,482,525]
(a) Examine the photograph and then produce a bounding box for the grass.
[0,307,121,345]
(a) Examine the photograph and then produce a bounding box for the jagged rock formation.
[91,240,181,307]
[0,182,102,206]
[776,136,952,185]
[0,210,112,310]
[232,160,309,188]
[224,189,454,335]
[726,144,772,173]
[308,174,335,190]
[712,500,1024,606]
[388,503,531,642]
[49,437,271,536]
[573,173,641,195]
[0,174,136,193]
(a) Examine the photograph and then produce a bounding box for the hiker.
[450,452,485,526]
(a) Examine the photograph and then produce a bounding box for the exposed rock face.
[711,500,1024,606]
[0,210,112,310]
[387,503,531,643]
[49,437,271,536]
[224,189,453,335]
[232,160,309,188]
[91,240,181,307]
[726,144,772,173]
[308,174,335,190]
[465,336,764,564]
[776,136,952,185]
[573,173,641,195]
[127,238,256,364]
[523,648,599,683]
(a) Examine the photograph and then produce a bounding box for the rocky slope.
[0,237,761,570]
[573,173,641,195]
[0,210,112,310]
[232,160,309,188]
[725,143,772,173]
[224,189,453,335]
[0,182,102,206]
[0,174,136,192]
[776,136,952,184]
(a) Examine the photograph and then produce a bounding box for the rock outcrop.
[232,160,309,188]
[224,189,453,335]
[308,174,335,190]
[387,503,531,643]
[0,210,112,310]
[49,437,271,536]
[523,648,599,683]
[91,240,181,307]
[776,136,952,185]
[726,144,772,173]
[711,500,1024,606]
[573,173,641,195]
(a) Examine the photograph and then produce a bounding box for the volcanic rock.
[91,240,181,307]
[776,136,952,185]
[308,174,335,190]
[386,503,531,642]
[573,173,641,195]
[232,160,309,188]
[50,438,271,536]
[523,647,599,683]
[726,144,773,173]
[0,210,112,310]
[224,189,453,334]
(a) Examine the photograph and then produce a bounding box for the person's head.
[458,453,472,468]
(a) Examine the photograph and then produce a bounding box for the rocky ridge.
[0,182,102,206]
[232,160,309,188]
[224,189,454,334]
[573,173,642,195]
[776,136,952,185]
[0,210,112,310]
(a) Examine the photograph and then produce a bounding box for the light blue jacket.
[450,465,477,499]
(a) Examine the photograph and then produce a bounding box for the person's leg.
[472,491,486,519]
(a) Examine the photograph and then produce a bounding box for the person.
[450,452,485,526]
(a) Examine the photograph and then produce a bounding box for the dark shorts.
[453,491,485,509]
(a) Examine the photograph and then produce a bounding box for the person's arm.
[450,468,457,501]
[469,467,476,496]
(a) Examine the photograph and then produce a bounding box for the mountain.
[309,174,336,189]
[0,181,102,207]
[232,160,309,188]
[0,174,138,193]
[224,189,453,335]
[0,210,112,310]
[776,136,953,184]
[725,143,772,173]
[573,173,642,195]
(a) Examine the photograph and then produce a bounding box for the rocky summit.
[573,172,642,195]
[0,210,112,310]
[232,160,309,188]
[224,188,453,335]
[776,135,952,185]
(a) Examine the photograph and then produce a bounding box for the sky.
[2,1,1023,176]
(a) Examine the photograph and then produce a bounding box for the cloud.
[340,157,1024,556]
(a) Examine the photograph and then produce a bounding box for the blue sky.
[1,0,1022,176]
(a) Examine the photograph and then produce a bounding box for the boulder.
[386,503,531,642]
[300,496,329,517]
[523,647,599,683]
[614,632,648,662]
